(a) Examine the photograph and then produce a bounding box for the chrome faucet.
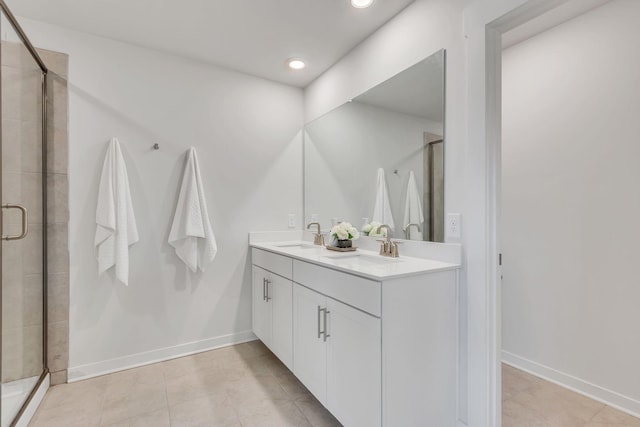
[307,222,324,246]
[376,224,400,257]
[404,223,422,239]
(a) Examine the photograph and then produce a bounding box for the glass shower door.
[0,10,46,427]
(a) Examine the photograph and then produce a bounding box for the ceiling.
[7,0,415,87]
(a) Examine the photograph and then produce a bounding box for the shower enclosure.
[0,1,49,426]
[424,133,444,242]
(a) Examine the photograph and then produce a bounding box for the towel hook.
[153,143,160,150]
[394,169,399,175]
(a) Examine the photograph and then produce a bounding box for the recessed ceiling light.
[351,0,373,8]
[287,59,306,70]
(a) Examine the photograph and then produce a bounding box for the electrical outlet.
[288,214,296,228]
[311,214,319,222]
[446,213,461,240]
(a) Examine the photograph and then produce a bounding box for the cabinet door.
[269,273,293,370]
[293,284,327,404]
[252,266,271,345]
[326,298,381,427]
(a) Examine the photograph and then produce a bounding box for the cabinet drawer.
[293,260,381,317]
[252,248,293,279]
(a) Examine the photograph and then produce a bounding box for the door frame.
[466,0,613,425]
[0,1,50,425]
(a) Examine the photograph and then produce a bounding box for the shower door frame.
[0,0,49,425]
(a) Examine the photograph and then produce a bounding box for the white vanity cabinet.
[251,245,458,427]
[293,260,382,427]
[251,250,293,370]
[291,283,328,400]
[293,283,381,427]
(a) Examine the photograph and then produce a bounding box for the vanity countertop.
[250,240,460,281]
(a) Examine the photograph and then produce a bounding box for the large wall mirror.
[304,49,445,241]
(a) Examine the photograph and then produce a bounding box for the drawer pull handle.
[263,278,266,301]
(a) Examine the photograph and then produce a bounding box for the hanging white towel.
[95,138,139,285]
[169,147,217,272]
[403,171,424,240]
[371,168,395,231]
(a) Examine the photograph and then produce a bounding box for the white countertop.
[250,240,461,281]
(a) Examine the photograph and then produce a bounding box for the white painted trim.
[14,373,49,427]
[502,351,640,419]
[485,23,503,427]
[68,330,257,382]
[501,0,612,48]
[479,1,598,426]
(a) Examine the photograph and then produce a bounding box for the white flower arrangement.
[362,221,386,237]
[330,222,360,241]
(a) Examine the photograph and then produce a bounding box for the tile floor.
[29,340,341,427]
[502,364,640,427]
[28,344,640,427]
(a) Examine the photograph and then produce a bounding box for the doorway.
[497,0,640,424]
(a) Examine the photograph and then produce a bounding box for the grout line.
[96,378,107,427]
[163,375,172,427]
[585,404,607,423]
[226,377,244,427]
[293,399,315,427]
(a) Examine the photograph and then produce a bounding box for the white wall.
[502,0,640,414]
[305,100,440,236]
[19,19,304,378]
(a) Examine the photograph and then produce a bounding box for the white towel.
[95,138,139,285]
[371,168,395,231]
[169,147,217,272]
[403,171,424,240]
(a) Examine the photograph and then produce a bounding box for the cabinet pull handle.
[317,305,325,339]
[263,278,266,301]
[265,279,271,302]
[323,309,331,342]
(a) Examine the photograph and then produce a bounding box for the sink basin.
[322,253,401,267]
[275,243,320,250]
[323,253,360,259]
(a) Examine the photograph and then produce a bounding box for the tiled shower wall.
[40,47,70,386]
[0,43,69,386]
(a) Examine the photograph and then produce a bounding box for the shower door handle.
[2,204,29,241]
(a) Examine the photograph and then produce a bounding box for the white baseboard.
[68,330,257,382]
[502,350,640,419]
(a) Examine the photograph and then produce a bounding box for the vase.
[336,239,352,248]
